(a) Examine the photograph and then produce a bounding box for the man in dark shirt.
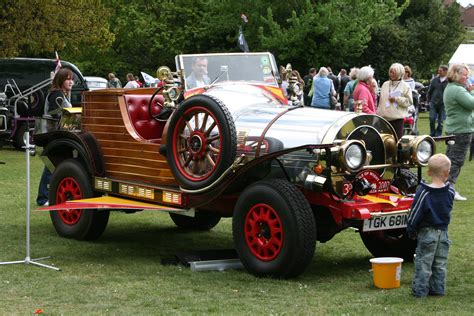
[327,67,339,97]
[427,65,448,136]
[338,69,350,107]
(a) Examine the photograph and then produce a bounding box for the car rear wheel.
[232,179,316,278]
[360,229,416,261]
[166,95,237,190]
[49,159,109,240]
[169,212,221,230]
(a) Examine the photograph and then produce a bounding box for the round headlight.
[168,87,179,100]
[416,140,433,164]
[345,143,365,170]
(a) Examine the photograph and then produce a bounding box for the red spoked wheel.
[49,159,109,240]
[56,177,83,225]
[166,95,236,189]
[233,179,316,278]
[244,203,283,261]
[172,106,222,182]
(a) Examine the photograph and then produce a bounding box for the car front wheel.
[233,179,316,278]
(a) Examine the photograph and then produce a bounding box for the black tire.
[49,159,109,240]
[232,179,316,278]
[166,95,237,189]
[28,89,45,117]
[360,229,416,261]
[169,211,221,231]
[13,123,28,149]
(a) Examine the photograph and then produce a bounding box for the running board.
[36,196,192,215]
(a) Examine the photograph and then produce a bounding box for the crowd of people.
[106,72,145,89]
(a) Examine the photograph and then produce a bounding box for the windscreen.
[177,53,279,90]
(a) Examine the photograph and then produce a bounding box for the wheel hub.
[244,203,283,261]
[56,177,83,226]
[188,132,205,158]
[258,221,271,240]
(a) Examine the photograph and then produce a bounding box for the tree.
[360,0,465,81]
[256,0,407,71]
[0,0,113,58]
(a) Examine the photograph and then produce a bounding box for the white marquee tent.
[449,44,474,70]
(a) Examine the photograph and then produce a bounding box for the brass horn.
[156,66,172,81]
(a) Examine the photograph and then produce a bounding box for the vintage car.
[34,52,436,278]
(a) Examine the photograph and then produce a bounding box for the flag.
[238,27,249,52]
[141,71,157,85]
[54,51,62,74]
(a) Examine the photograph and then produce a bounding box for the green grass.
[1,113,473,315]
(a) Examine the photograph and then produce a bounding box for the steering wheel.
[147,86,168,121]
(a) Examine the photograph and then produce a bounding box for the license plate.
[363,213,408,232]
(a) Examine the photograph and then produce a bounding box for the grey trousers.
[446,133,472,185]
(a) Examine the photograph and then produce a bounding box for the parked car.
[0,58,88,112]
[34,52,437,278]
[0,58,88,148]
[85,76,108,91]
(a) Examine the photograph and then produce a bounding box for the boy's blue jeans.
[412,227,450,297]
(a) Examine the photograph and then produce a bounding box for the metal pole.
[26,134,30,261]
[0,129,60,271]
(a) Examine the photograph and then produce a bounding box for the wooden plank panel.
[101,148,162,160]
[104,162,170,177]
[100,140,162,151]
[105,156,170,168]
[82,124,128,134]
[85,109,122,118]
[84,117,124,126]
[90,131,137,142]
[84,104,120,113]
[106,170,177,186]
[82,90,177,187]
[83,94,120,103]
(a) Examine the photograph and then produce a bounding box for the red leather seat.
[125,94,165,140]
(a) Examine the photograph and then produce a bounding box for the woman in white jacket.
[377,63,413,139]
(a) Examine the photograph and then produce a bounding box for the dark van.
[0,58,89,114]
[0,58,88,148]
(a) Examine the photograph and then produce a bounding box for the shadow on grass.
[39,217,235,266]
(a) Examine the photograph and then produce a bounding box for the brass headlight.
[338,140,367,172]
[380,133,397,163]
[398,135,435,166]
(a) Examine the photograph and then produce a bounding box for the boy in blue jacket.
[407,154,455,297]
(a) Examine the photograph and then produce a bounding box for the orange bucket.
[369,257,404,289]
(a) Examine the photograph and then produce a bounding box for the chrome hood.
[204,84,395,155]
